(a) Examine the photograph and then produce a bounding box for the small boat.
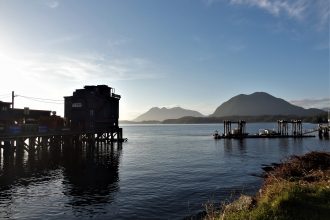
[258,129,277,136]
[213,130,221,139]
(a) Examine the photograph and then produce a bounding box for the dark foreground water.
[0,123,329,219]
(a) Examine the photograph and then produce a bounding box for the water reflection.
[277,139,289,155]
[223,139,233,153]
[0,141,122,218]
[221,139,247,154]
[62,144,121,208]
[278,138,289,148]
[237,139,247,154]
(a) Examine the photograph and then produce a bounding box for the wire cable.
[16,95,64,104]
[16,95,63,102]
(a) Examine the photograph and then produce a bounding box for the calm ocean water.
[0,123,329,219]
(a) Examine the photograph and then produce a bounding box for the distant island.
[133,106,204,122]
[121,92,328,124]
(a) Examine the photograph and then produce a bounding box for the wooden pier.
[0,127,126,157]
[0,85,127,159]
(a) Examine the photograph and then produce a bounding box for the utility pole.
[12,91,14,109]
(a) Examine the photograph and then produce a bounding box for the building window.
[72,103,82,108]
[90,109,94,117]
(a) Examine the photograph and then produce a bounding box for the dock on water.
[0,127,126,157]
[213,120,318,139]
[0,85,126,158]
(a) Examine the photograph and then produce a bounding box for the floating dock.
[213,120,317,139]
[213,133,315,139]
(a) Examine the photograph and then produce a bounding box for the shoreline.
[203,151,330,220]
[120,113,329,125]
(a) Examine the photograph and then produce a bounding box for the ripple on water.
[0,124,328,219]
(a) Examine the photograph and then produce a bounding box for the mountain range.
[134,107,204,122]
[211,92,324,117]
[132,92,326,122]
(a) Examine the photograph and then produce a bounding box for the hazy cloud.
[0,50,163,87]
[107,37,131,49]
[202,0,221,6]
[314,41,330,50]
[290,98,330,109]
[44,35,81,46]
[229,0,307,19]
[42,54,160,81]
[46,1,59,9]
[204,0,329,28]
[0,50,164,116]
[228,44,246,52]
[316,0,330,29]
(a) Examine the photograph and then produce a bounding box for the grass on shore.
[204,151,330,220]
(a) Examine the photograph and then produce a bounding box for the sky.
[0,0,329,120]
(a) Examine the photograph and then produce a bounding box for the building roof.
[64,85,120,99]
[0,101,12,106]
[84,84,112,90]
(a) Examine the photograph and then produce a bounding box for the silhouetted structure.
[0,100,51,131]
[222,120,247,137]
[0,85,125,159]
[223,120,232,136]
[277,120,289,136]
[64,85,120,131]
[0,101,11,111]
[0,101,12,131]
[214,120,315,139]
[291,120,302,136]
